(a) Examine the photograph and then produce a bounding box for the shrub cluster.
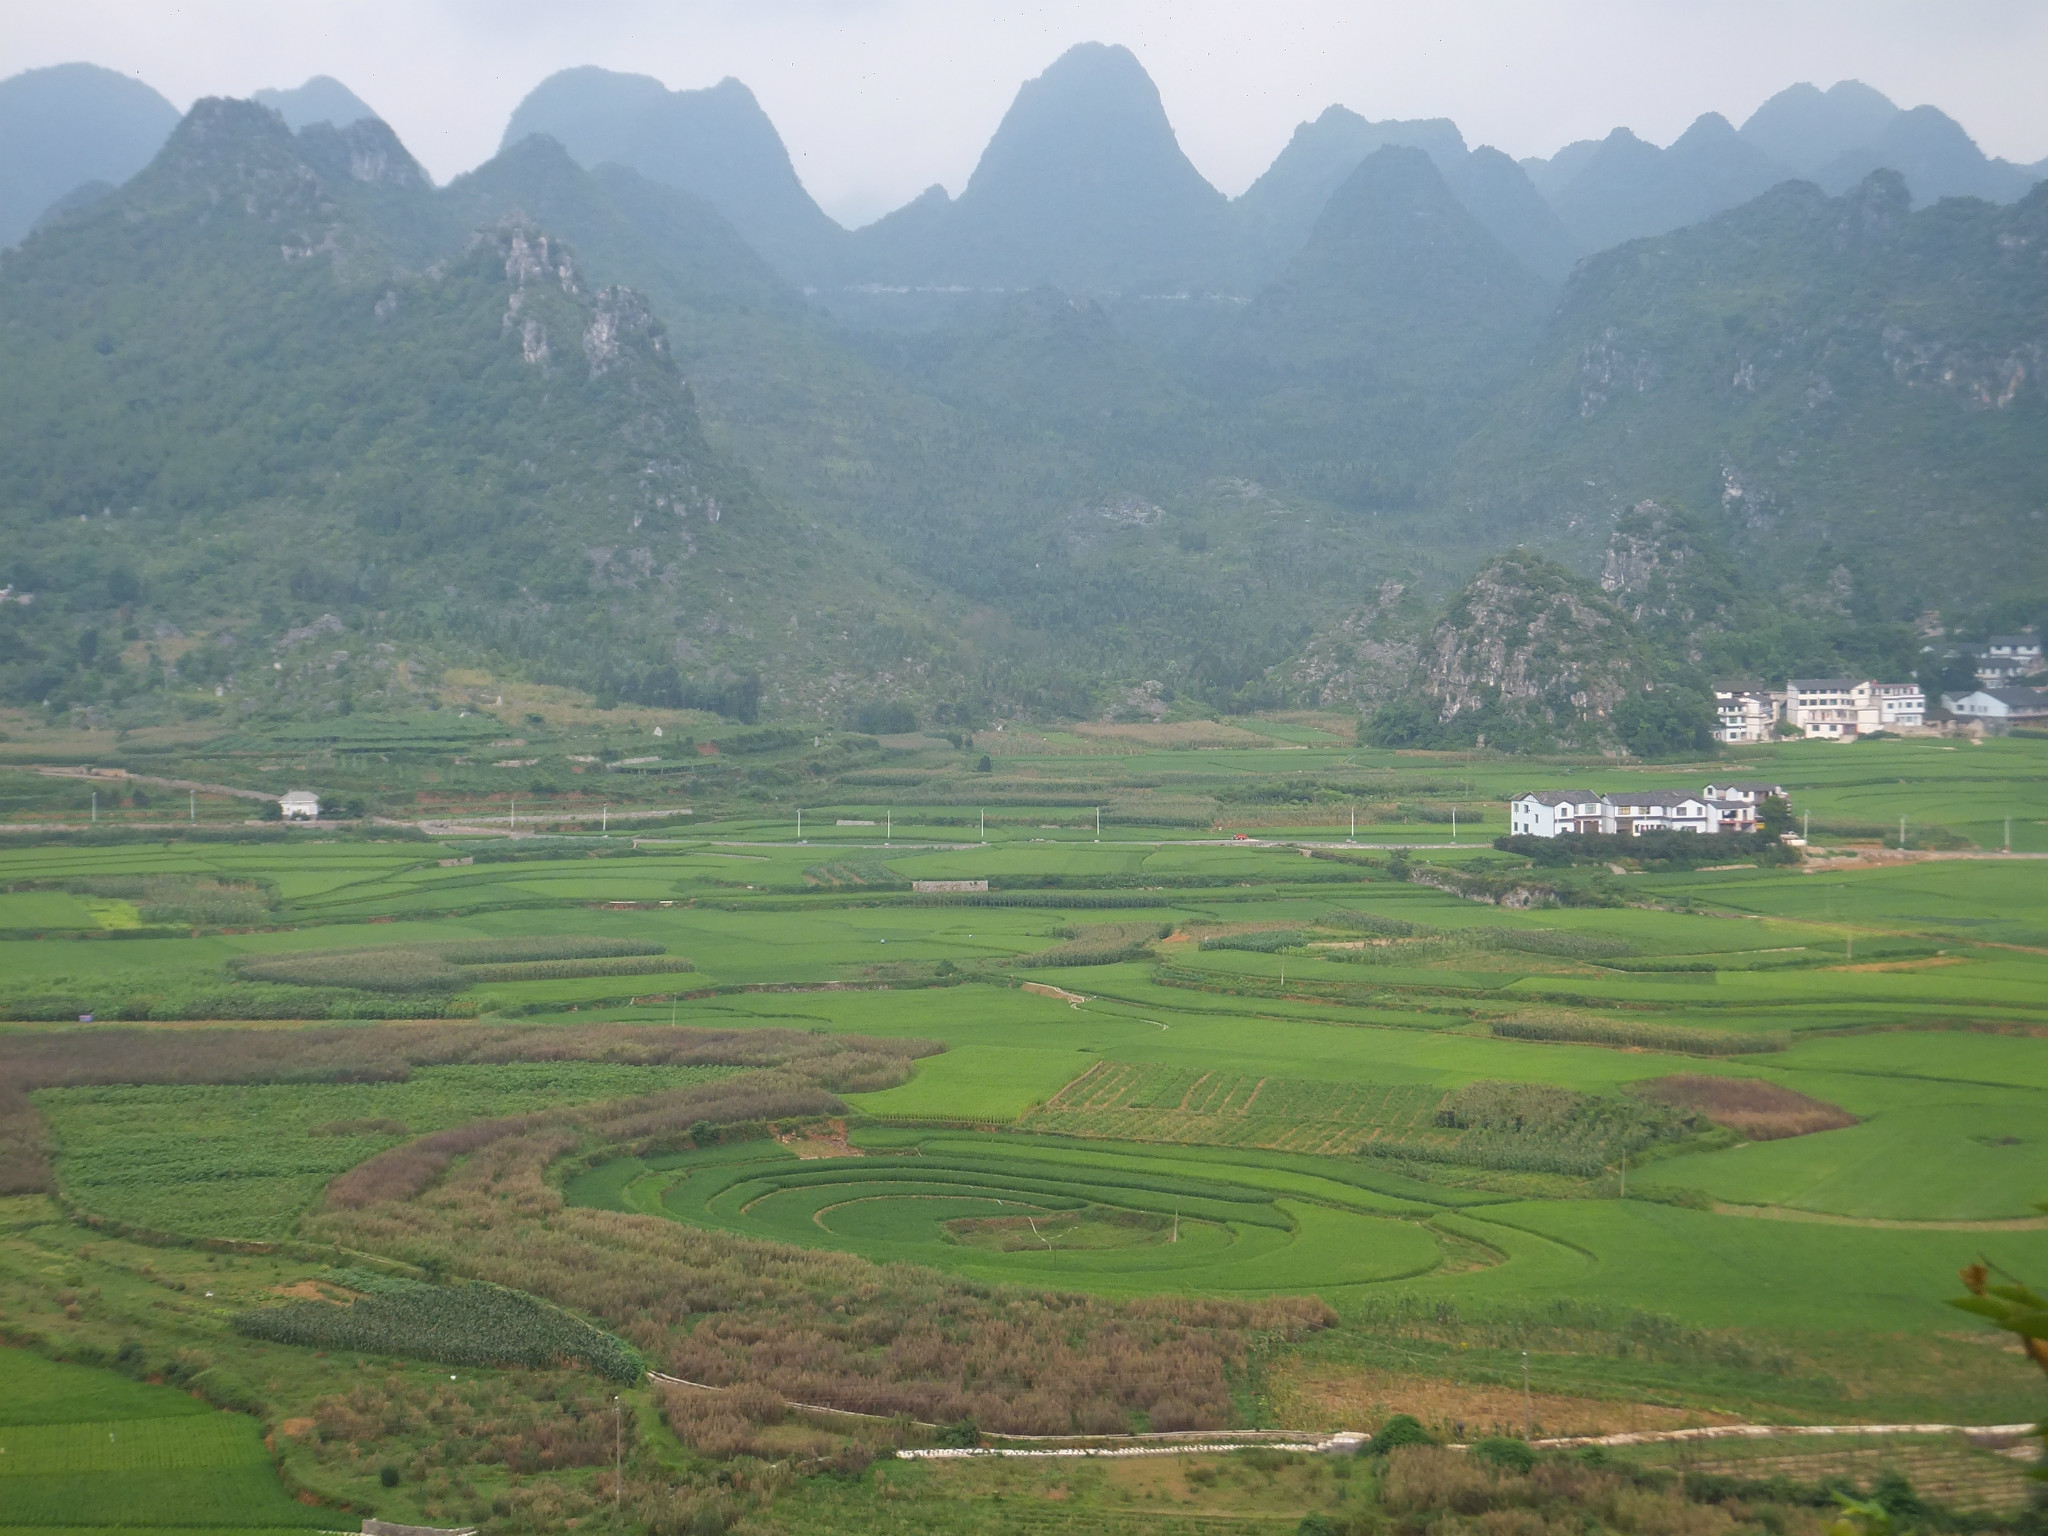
[5,873,279,927]
[1495,831,1787,869]
[1407,864,1621,909]
[1464,927,1637,959]
[234,1275,642,1379]
[306,1371,629,1480]
[1017,922,1171,967]
[802,859,905,889]
[1198,929,1308,953]
[460,956,696,984]
[1324,937,1459,966]
[1367,1080,1696,1177]
[1490,1018,1787,1055]
[235,936,688,992]
[236,947,468,993]
[1320,909,1433,937]
[437,936,665,964]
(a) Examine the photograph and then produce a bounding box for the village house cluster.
[1509,781,1783,839]
[1712,680,1926,743]
[1711,635,2046,744]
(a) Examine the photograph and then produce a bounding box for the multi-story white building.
[1701,781,1787,805]
[1509,785,1774,838]
[1868,681,1926,728]
[1975,635,2043,686]
[1784,679,1924,739]
[1713,687,1779,743]
[1601,794,1712,835]
[1706,799,1758,833]
[1508,792,1607,838]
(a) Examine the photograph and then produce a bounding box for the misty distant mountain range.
[4,50,2041,285]
[0,46,2042,732]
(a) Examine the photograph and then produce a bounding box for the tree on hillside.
[1612,686,1715,760]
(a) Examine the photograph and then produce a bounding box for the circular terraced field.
[567,1129,1454,1294]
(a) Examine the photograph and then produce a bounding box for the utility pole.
[1172,1199,1180,1245]
[91,791,97,824]
[886,810,891,843]
[1803,810,1810,841]
[1899,814,1907,851]
[1522,1351,1532,1439]
[613,1395,622,1510]
[1451,806,1458,843]
[1095,806,1101,841]
[980,808,985,842]
[798,807,804,843]
[189,790,195,823]
[510,796,516,831]
[602,804,608,834]
[1349,807,1356,842]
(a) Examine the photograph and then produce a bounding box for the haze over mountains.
[0,46,2043,737]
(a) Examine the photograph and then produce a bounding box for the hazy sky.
[8,0,2047,227]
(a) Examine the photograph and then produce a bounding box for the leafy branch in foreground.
[1953,1245,2048,1488]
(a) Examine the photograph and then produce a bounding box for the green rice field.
[0,1350,326,1533]
[2,722,2046,1527]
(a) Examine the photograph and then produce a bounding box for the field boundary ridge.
[1531,1422,2038,1450]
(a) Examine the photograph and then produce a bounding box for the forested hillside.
[0,101,956,724]
[0,46,2042,741]
[1449,172,2048,615]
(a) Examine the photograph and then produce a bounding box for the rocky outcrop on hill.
[1419,550,1651,731]
[1598,501,1737,652]
[1279,580,1421,710]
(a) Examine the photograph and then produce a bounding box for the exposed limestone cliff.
[1279,579,1420,709]
[1419,550,1651,732]
[1598,500,1736,656]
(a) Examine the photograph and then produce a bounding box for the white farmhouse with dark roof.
[1701,781,1786,804]
[1508,792,1606,838]
[279,790,321,820]
[1941,687,2048,728]
[1511,782,1787,839]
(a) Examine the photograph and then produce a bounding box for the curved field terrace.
[566,1130,1457,1293]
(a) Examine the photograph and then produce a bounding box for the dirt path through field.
[1712,1203,2048,1231]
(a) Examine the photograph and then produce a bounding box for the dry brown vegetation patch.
[0,1021,939,1195]
[270,1280,341,1302]
[1268,1366,1739,1440]
[1065,721,1275,749]
[1629,1075,1856,1140]
[1376,1446,1768,1536]
[305,1077,1335,1436]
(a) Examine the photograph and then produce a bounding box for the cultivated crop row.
[234,1274,643,1380]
